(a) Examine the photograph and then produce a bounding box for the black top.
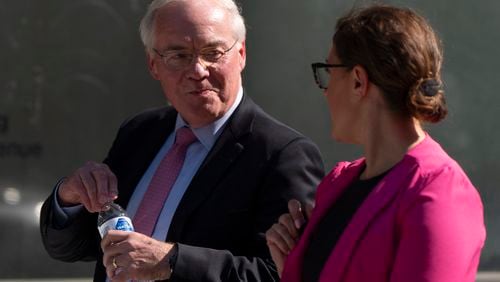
[302,171,387,282]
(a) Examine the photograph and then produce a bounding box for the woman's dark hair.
[333,5,447,123]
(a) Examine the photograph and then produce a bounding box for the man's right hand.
[58,161,118,213]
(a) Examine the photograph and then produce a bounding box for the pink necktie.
[133,127,197,236]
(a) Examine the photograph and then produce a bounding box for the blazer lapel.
[319,157,419,282]
[166,95,254,241]
[116,108,177,208]
[315,160,365,216]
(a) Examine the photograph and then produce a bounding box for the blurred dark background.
[0,0,498,278]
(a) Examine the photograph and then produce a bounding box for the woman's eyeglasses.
[311,62,348,90]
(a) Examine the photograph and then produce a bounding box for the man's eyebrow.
[161,40,230,52]
[201,40,229,48]
[160,45,190,52]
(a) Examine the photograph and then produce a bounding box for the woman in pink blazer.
[266,4,485,282]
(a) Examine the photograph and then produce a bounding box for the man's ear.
[147,51,160,80]
[237,40,246,71]
[351,65,369,99]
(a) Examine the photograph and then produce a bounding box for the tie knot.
[175,127,197,146]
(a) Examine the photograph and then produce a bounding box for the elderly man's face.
[147,0,246,128]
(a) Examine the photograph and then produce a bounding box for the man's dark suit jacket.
[40,94,324,281]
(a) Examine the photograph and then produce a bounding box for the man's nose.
[186,56,210,80]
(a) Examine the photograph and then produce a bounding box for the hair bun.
[418,78,441,97]
[408,77,447,123]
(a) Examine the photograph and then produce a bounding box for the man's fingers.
[88,163,118,207]
[78,166,102,212]
[105,265,115,281]
[57,166,94,210]
[92,170,108,206]
[101,231,136,281]
[111,267,128,282]
[101,232,131,280]
[72,162,119,212]
[107,168,119,200]
[104,251,116,279]
[61,176,91,209]
[101,230,129,250]
[105,264,126,282]
[91,163,118,205]
[288,199,305,229]
[57,161,118,212]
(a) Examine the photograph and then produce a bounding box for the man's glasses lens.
[155,40,238,71]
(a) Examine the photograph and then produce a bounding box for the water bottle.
[97,202,134,238]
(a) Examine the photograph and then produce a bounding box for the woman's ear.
[351,65,369,99]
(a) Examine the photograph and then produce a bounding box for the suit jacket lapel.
[166,95,254,241]
[116,108,177,208]
[319,157,418,281]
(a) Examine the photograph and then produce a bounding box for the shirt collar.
[174,86,243,150]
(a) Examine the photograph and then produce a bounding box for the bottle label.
[98,216,134,238]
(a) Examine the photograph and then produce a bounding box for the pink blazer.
[281,135,485,282]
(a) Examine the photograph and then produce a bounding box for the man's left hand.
[101,230,175,281]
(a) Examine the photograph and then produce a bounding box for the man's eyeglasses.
[153,40,239,71]
[311,62,348,90]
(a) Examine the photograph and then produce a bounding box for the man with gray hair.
[40,0,323,281]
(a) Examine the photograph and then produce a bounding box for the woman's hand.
[265,199,313,277]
